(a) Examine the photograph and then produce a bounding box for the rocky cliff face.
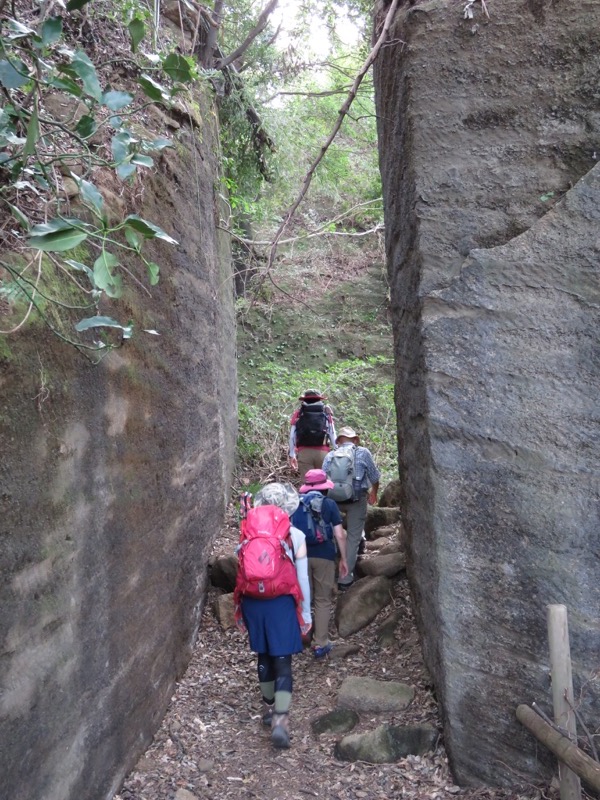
[374,0,600,786]
[0,89,237,799]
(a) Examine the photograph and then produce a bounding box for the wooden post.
[516,706,600,792]
[547,604,581,800]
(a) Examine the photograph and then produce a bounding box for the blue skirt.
[241,595,303,656]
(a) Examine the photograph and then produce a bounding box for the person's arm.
[288,421,298,470]
[332,523,349,578]
[363,449,381,504]
[295,550,311,625]
[325,408,337,448]
[290,526,311,625]
[367,481,379,506]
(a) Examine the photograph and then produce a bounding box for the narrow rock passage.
[115,513,539,800]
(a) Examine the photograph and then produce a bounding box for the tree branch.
[261,0,400,284]
[201,0,223,68]
[215,0,279,70]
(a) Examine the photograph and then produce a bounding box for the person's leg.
[338,494,368,586]
[311,449,326,470]
[271,654,293,748]
[309,557,335,650]
[297,449,313,482]
[297,448,326,481]
[257,652,275,727]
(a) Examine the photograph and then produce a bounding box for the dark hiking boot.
[271,713,290,749]
[262,701,274,728]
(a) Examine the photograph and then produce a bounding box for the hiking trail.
[114,503,544,800]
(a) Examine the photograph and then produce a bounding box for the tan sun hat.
[336,426,359,444]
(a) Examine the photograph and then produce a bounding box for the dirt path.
[114,517,544,800]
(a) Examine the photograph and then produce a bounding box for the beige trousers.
[297,448,327,482]
[308,557,336,648]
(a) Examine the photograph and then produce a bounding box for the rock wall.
[0,90,237,799]
[374,0,600,786]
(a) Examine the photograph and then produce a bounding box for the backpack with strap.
[326,445,357,503]
[295,401,328,447]
[234,505,303,604]
[292,491,333,546]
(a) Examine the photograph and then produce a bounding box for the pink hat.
[300,468,334,494]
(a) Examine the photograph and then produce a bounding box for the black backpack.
[295,401,328,447]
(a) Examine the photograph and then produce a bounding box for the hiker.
[322,426,380,591]
[233,482,312,749]
[291,468,349,658]
[288,389,337,482]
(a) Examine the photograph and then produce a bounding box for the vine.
[0,0,197,360]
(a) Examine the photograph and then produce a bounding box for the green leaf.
[138,74,168,103]
[124,215,178,244]
[41,16,63,47]
[3,132,26,145]
[147,261,160,285]
[102,90,133,110]
[131,154,153,167]
[75,315,128,332]
[75,114,97,138]
[111,131,129,163]
[64,259,94,282]
[6,202,30,230]
[28,228,89,252]
[6,20,36,39]
[116,161,136,180]
[124,227,141,251]
[162,53,193,83]
[111,130,137,163]
[128,18,145,53]
[49,75,82,96]
[0,59,29,89]
[29,217,88,235]
[66,0,93,10]
[93,251,122,297]
[68,51,102,102]
[23,106,39,157]
[540,191,555,202]
[74,176,104,214]
[147,136,173,151]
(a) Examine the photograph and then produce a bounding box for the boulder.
[335,723,438,764]
[377,538,404,555]
[376,609,402,647]
[311,708,359,736]
[378,480,402,508]
[329,643,360,660]
[356,552,406,578]
[374,0,600,785]
[364,538,390,551]
[369,522,403,540]
[365,507,401,535]
[335,575,393,637]
[213,592,235,630]
[210,554,238,591]
[337,676,414,713]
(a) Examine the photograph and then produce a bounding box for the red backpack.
[234,505,303,608]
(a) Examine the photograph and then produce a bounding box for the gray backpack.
[327,445,357,503]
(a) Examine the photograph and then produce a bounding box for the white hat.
[254,482,300,516]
